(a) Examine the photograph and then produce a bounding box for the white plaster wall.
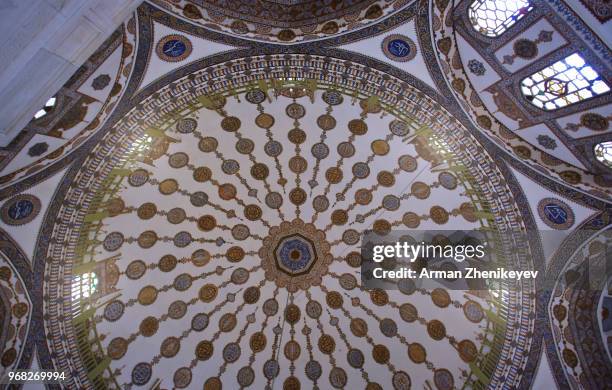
[0,0,143,146]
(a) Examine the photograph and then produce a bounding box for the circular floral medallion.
[438,172,457,190]
[128,169,149,187]
[173,231,192,247]
[265,140,283,157]
[159,254,177,272]
[433,369,454,390]
[1,194,41,226]
[312,143,329,159]
[389,119,410,136]
[173,367,192,388]
[348,119,368,135]
[137,286,158,305]
[107,337,128,360]
[317,114,336,130]
[393,371,411,390]
[126,260,146,280]
[237,366,255,386]
[411,182,431,199]
[263,299,279,316]
[322,90,343,106]
[166,207,186,224]
[103,232,124,252]
[103,300,125,322]
[176,118,197,133]
[329,367,347,388]
[263,359,279,379]
[155,35,193,62]
[255,113,275,128]
[463,300,484,323]
[236,138,254,154]
[159,178,178,195]
[221,116,241,132]
[173,273,192,291]
[138,230,158,248]
[169,152,189,169]
[430,206,449,224]
[380,318,398,337]
[132,362,152,385]
[192,313,210,331]
[161,336,181,358]
[223,342,241,362]
[427,319,446,340]
[382,34,417,62]
[345,348,363,369]
[285,103,306,119]
[246,89,266,104]
[168,300,188,319]
[106,198,125,216]
[458,339,478,362]
[431,288,451,308]
[408,343,426,363]
[137,202,157,219]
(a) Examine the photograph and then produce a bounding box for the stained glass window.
[469,0,532,37]
[594,141,612,168]
[521,53,610,110]
[71,272,99,301]
[33,97,57,119]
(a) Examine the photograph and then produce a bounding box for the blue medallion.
[131,362,152,386]
[278,238,312,271]
[274,234,317,275]
[162,39,187,58]
[543,203,567,225]
[537,198,574,230]
[382,34,417,62]
[156,35,192,62]
[1,194,41,226]
[387,39,412,58]
[7,200,34,221]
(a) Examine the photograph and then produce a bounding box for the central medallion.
[274,234,317,275]
[260,219,332,292]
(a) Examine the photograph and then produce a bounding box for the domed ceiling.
[43,61,536,388]
[151,0,405,42]
[0,0,610,389]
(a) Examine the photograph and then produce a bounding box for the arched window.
[33,96,57,119]
[594,141,612,168]
[521,53,610,110]
[71,272,99,300]
[469,0,532,37]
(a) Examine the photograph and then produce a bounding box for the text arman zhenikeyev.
[369,242,538,281]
